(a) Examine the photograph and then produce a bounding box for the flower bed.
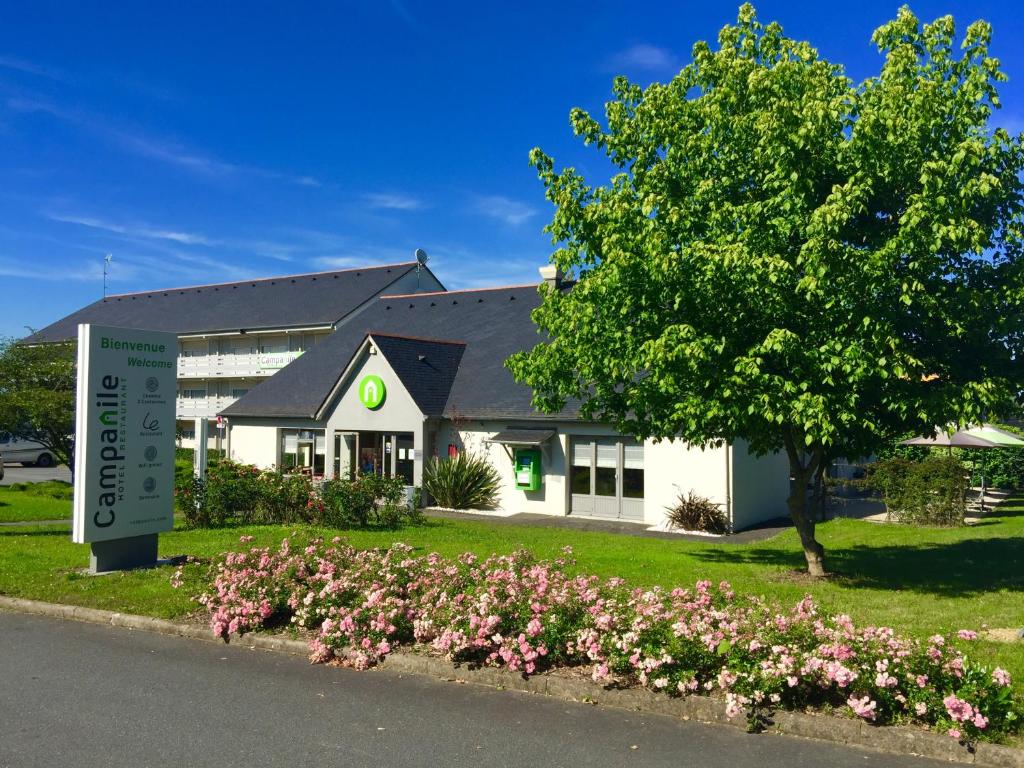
[173,459,418,529]
[178,536,1021,743]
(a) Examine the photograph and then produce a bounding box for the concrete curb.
[1,595,1021,766]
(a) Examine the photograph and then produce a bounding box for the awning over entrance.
[486,429,556,446]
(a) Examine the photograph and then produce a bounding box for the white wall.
[228,423,280,468]
[435,420,568,514]
[644,438,731,526]
[433,421,740,525]
[729,441,790,529]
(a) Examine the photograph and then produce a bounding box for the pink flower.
[847,695,877,721]
[914,702,927,716]
[973,713,988,730]
[956,629,978,641]
[992,668,1012,687]
[943,695,974,723]
[948,728,961,741]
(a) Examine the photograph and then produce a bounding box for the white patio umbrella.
[900,424,1024,512]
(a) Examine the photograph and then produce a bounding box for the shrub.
[973,444,1024,490]
[174,459,420,529]
[174,474,208,527]
[865,455,968,526]
[253,470,318,525]
[422,453,501,509]
[665,491,729,534]
[319,473,414,528]
[183,537,1022,742]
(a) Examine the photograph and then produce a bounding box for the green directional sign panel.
[359,374,386,409]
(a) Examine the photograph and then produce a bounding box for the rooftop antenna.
[103,253,113,297]
[414,248,429,289]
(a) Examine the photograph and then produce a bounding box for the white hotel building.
[30,257,789,531]
[28,258,444,454]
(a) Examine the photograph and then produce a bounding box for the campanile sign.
[73,324,177,572]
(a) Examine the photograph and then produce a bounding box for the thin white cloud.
[432,253,543,290]
[389,0,416,28]
[472,195,537,226]
[606,44,679,73]
[0,55,65,81]
[5,95,321,187]
[311,245,416,270]
[45,211,216,246]
[364,192,425,211]
[0,257,106,282]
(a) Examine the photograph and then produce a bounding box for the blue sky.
[1,1,1022,339]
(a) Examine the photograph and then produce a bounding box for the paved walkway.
[0,465,71,486]
[0,519,70,527]
[0,611,951,768]
[425,508,791,544]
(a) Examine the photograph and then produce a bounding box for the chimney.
[539,265,564,289]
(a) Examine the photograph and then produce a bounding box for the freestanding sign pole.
[73,324,177,573]
[194,418,208,482]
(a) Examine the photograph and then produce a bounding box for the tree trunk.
[810,461,828,522]
[784,437,827,577]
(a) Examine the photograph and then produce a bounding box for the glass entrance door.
[340,431,416,483]
[569,437,644,520]
[333,432,357,481]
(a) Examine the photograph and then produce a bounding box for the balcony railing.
[176,397,237,418]
[176,351,303,379]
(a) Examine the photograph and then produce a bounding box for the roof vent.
[539,265,564,289]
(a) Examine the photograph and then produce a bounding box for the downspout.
[725,442,734,532]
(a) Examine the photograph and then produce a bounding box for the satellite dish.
[414,248,429,265]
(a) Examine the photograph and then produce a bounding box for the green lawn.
[0,489,1021,683]
[0,483,72,522]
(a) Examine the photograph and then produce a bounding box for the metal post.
[194,418,208,482]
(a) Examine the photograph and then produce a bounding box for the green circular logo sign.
[358,374,386,409]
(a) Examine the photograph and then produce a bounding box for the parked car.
[0,452,4,481]
[0,433,56,467]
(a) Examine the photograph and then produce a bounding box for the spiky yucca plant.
[423,453,501,510]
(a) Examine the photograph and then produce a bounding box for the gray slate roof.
[26,263,429,342]
[223,284,580,421]
[369,333,466,417]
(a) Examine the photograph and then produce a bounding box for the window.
[570,441,591,494]
[179,340,206,357]
[622,443,644,498]
[279,429,326,475]
[179,389,207,399]
[260,336,288,354]
[595,439,617,497]
[230,388,249,399]
[396,433,415,484]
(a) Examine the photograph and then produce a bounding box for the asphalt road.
[0,612,955,768]
[0,465,71,486]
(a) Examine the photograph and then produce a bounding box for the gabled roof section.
[367,333,465,417]
[26,262,441,342]
[222,283,579,421]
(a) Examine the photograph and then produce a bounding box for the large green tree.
[0,337,76,474]
[508,6,1024,576]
